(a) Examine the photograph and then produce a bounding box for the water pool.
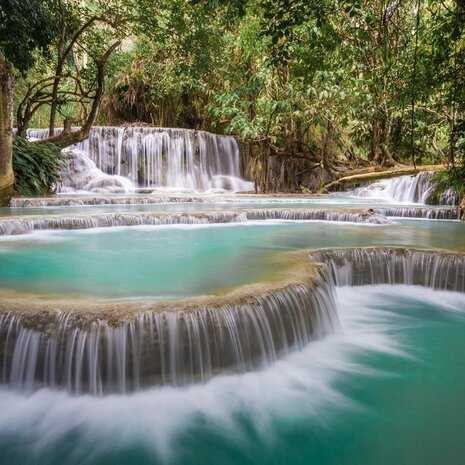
[1,184,465,465]
[0,219,464,299]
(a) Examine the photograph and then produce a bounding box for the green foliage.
[9,0,465,172]
[13,0,135,136]
[0,0,54,71]
[434,119,465,198]
[12,137,64,196]
[434,165,465,198]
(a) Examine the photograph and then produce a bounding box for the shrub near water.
[434,165,465,202]
[13,137,64,196]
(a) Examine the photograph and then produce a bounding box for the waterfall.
[2,206,458,236]
[437,188,459,206]
[28,127,253,193]
[349,172,457,205]
[0,208,393,235]
[60,149,136,193]
[2,247,465,394]
[310,247,465,292]
[0,269,339,394]
[377,207,460,220]
[0,212,246,235]
[9,196,208,208]
[244,208,390,224]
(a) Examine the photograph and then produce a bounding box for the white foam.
[3,285,454,461]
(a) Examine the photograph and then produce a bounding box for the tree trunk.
[49,25,66,137]
[370,112,398,167]
[0,54,14,206]
[48,62,62,137]
[448,116,457,166]
[369,118,381,162]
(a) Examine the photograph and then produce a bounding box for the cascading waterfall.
[9,196,207,208]
[377,207,460,220]
[59,149,136,193]
[244,208,390,223]
[7,196,460,220]
[2,246,465,395]
[310,247,465,292]
[28,127,253,193]
[437,188,459,206]
[0,212,246,235]
[2,206,460,236]
[349,172,457,205]
[0,268,339,394]
[0,208,392,235]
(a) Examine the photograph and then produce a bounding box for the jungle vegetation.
[0,0,464,199]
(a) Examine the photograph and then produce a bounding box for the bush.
[13,136,64,196]
[433,165,465,199]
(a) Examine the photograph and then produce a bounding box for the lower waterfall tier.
[1,247,464,395]
[310,247,465,292]
[0,264,339,395]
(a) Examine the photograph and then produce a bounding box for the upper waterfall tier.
[28,127,254,193]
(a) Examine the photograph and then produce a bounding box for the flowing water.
[349,171,458,205]
[2,129,465,463]
[29,127,254,193]
[1,285,465,465]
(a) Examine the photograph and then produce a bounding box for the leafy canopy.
[0,0,55,71]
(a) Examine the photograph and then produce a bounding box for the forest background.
[0,0,464,199]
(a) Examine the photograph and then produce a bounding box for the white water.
[29,127,254,194]
[60,149,136,193]
[1,285,462,463]
[349,172,457,205]
[0,208,392,235]
[0,274,339,394]
[2,247,463,394]
[311,248,465,292]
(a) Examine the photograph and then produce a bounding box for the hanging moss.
[13,136,64,196]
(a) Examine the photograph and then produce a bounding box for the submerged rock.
[10,227,31,235]
[360,209,390,224]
